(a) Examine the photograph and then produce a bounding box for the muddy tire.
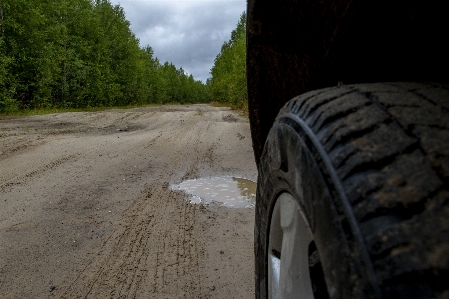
[255,83,449,298]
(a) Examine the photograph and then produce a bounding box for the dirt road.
[0,105,257,298]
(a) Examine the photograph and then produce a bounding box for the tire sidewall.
[255,113,377,299]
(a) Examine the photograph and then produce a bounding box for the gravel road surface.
[0,105,257,298]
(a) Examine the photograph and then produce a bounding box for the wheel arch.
[247,0,449,166]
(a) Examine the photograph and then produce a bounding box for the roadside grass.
[193,109,203,116]
[0,102,182,118]
[0,101,249,119]
[209,101,247,112]
[210,101,249,120]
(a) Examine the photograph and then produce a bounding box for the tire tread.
[282,82,449,298]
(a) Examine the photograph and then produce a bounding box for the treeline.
[208,12,247,108]
[0,0,209,113]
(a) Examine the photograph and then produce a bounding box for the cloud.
[110,0,246,82]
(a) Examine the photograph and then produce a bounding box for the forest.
[0,0,246,114]
[0,0,210,113]
[209,13,247,109]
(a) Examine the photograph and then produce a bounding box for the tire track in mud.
[0,152,82,193]
[0,110,160,195]
[55,185,205,298]
[53,109,212,298]
[1,105,256,299]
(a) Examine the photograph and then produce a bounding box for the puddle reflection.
[172,177,257,208]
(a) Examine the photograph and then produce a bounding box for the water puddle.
[172,177,257,208]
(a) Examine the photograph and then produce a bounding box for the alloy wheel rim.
[268,192,315,299]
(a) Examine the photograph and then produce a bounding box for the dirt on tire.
[0,104,257,298]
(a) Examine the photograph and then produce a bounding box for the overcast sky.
[109,0,246,83]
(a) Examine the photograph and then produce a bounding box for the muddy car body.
[246,1,449,298]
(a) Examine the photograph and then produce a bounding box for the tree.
[209,12,247,108]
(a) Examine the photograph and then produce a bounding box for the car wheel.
[255,82,449,298]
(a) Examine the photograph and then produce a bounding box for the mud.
[0,105,257,298]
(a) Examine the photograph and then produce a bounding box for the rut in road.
[52,108,208,297]
[0,105,256,299]
[58,184,204,298]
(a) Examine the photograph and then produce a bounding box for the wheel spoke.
[269,193,314,299]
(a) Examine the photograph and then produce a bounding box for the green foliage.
[0,0,209,113]
[209,12,247,108]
